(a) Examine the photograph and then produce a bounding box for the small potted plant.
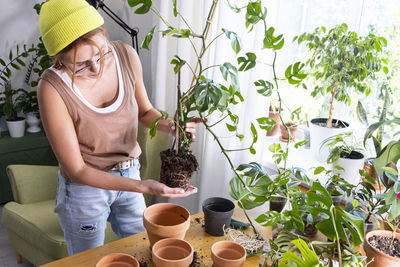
[295,23,388,161]
[0,81,28,138]
[364,167,400,266]
[17,90,40,133]
[322,132,365,186]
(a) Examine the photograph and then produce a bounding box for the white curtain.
[150,0,275,213]
[147,0,400,213]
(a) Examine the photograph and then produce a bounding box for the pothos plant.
[295,23,388,128]
[128,0,306,196]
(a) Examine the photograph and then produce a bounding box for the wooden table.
[40,204,269,267]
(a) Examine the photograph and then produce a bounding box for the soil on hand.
[160,149,198,190]
[368,235,400,258]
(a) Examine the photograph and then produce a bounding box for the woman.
[38,0,198,255]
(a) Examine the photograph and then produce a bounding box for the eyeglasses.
[63,48,113,76]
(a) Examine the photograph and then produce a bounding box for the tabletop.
[40,204,270,267]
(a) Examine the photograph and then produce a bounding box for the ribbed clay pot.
[143,203,190,248]
[95,253,139,267]
[211,241,246,267]
[364,230,400,267]
[279,123,297,142]
[152,238,193,267]
[202,197,235,236]
[266,111,281,136]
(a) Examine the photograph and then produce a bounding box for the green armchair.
[1,126,169,266]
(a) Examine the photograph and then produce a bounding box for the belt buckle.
[115,159,133,171]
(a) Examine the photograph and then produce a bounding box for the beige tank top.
[40,40,141,176]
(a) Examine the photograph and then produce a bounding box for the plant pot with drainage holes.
[143,203,190,248]
[202,197,235,236]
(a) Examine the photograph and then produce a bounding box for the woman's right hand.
[140,179,198,198]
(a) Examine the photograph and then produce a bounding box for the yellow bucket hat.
[39,0,104,56]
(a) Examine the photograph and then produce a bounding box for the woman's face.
[62,33,110,79]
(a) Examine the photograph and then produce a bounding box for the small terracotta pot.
[211,241,246,267]
[364,230,400,267]
[143,203,190,248]
[267,111,281,136]
[96,253,139,267]
[152,238,194,267]
[279,124,297,142]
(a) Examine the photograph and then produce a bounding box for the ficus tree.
[295,23,388,128]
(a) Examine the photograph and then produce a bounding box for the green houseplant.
[128,0,305,194]
[0,81,28,137]
[363,166,400,266]
[321,132,365,186]
[295,23,388,161]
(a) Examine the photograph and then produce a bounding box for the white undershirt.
[49,44,124,114]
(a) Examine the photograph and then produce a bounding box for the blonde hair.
[52,26,107,85]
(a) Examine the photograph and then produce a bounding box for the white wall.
[0,0,154,131]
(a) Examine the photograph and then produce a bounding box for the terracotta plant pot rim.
[211,241,246,262]
[143,203,190,232]
[95,253,139,267]
[365,230,400,260]
[152,238,194,263]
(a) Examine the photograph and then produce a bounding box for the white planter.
[6,119,26,138]
[26,112,41,133]
[333,151,365,186]
[309,118,349,162]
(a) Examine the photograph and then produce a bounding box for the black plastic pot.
[202,197,235,236]
[270,197,286,212]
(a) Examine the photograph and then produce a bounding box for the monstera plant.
[128,0,306,195]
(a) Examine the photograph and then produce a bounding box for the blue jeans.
[54,159,146,255]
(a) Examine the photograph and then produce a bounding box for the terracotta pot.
[211,241,246,267]
[152,238,193,267]
[96,253,139,267]
[143,203,190,248]
[279,124,297,142]
[267,111,281,136]
[202,197,235,236]
[364,230,400,267]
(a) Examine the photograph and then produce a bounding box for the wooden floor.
[0,204,34,267]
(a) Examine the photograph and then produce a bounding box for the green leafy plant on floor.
[295,23,388,128]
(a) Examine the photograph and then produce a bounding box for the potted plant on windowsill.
[322,132,365,186]
[295,23,388,161]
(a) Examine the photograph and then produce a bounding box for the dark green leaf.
[127,0,152,14]
[141,26,156,50]
[237,52,256,71]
